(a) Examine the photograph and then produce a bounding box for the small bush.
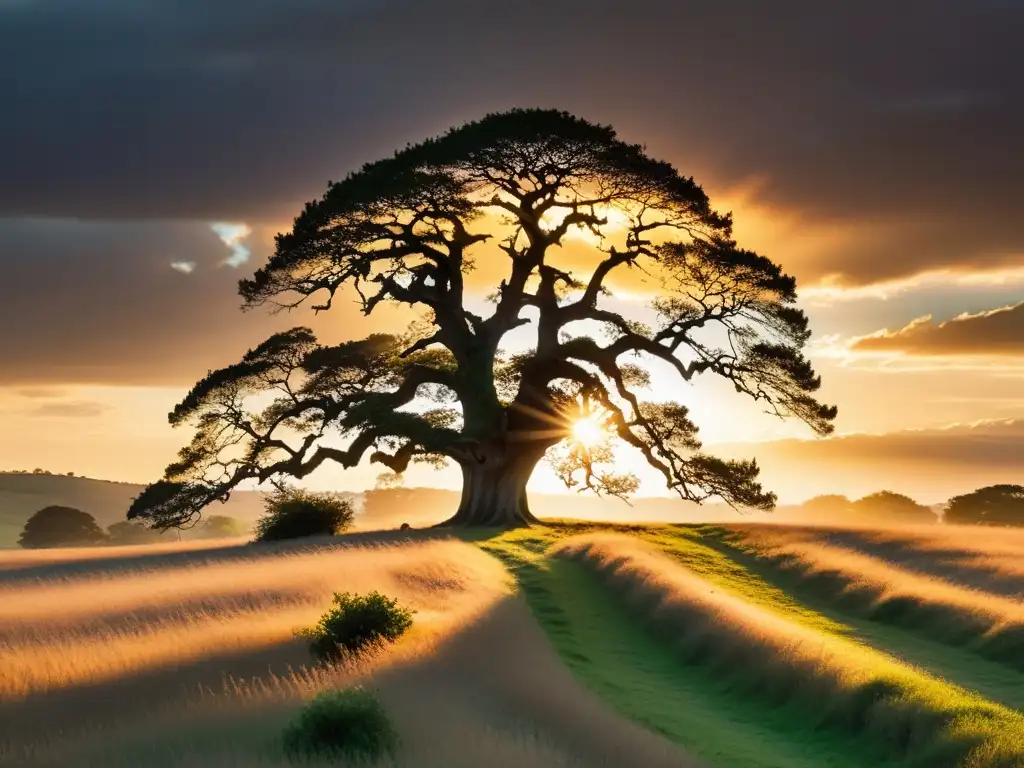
[254,485,355,542]
[282,686,398,760]
[299,591,414,663]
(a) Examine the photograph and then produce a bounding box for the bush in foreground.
[282,687,397,760]
[254,485,355,542]
[299,591,414,663]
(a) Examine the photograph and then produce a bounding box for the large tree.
[128,109,836,529]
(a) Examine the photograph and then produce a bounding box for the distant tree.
[19,506,108,548]
[107,520,165,545]
[945,485,1024,527]
[799,494,854,518]
[196,515,247,539]
[852,491,935,525]
[128,108,836,530]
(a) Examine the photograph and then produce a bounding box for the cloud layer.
[851,302,1024,357]
[717,418,1024,502]
[1,0,1021,388]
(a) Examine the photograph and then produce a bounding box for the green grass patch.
[479,531,889,768]
[475,523,1024,768]
[556,532,1024,768]
[702,526,1024,677]
[663,526,1024,710]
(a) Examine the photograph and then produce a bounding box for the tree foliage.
[128,109,836,529]
[19,506,107,549]
[945,485,1024,527]
[799,494,854,519]
[196,515,246,539]
[853,491,935,525]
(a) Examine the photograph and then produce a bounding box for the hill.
[2,521,1023,766]
[0,473,840,548]
[0,473,274,547]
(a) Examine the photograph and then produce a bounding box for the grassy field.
[2,521,1023,766]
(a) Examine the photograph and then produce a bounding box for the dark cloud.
[1,2,1021,247]
[0,218,410,385]
[1,0,1022,386]
[850,301,1024,356]
[716,418,1024,502]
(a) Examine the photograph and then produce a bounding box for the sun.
[571,414,608,448]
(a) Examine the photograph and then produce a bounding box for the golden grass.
[555,532,1024,767]
[21,600,695,767]
[0,536,251,571]
[729,527,1024,623]
[0,538,507,702]
[735,522,1024,595]
[1,533,695,768]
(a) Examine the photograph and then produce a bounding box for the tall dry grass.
[717,526,1024,668]
[731,522,1024,596]
[555,532,1024,768]
[1,533,696,768]
[0,536,250,572]
[0,536,509,751]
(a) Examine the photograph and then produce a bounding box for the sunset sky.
[1,1,1022,504]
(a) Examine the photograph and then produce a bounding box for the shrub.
[281,686,397,760]
[253,485,355,542]
[299,591,414,663]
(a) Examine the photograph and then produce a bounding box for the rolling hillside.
[0,473,271,546]
[2,520,1023,766]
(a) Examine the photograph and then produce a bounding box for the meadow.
[2,520,1023,767]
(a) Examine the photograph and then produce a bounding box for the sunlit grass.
[709,526,1024,667]
[1,530,694,768]
[554,532,1024,767]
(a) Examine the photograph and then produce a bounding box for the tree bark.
[438,449,542,527]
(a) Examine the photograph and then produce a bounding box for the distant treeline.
[359,485,1024,528]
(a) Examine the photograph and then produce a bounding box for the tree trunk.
[438,450,542,527]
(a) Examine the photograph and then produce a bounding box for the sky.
[1,0,1022,504]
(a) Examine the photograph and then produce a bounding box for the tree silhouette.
[19,506,107,548]
[853,491,935,525]
[197,515,247,538]
[799,494,854,519]
[945,485,1024,527]
[128,109,835,529]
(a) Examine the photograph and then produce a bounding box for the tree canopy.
[799,494,854,519]
[852,491,935,525]
[128,108,836,529]
[19,505,108,549]
[945,485,1024,527]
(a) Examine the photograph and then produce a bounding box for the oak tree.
[128,109,836,529]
